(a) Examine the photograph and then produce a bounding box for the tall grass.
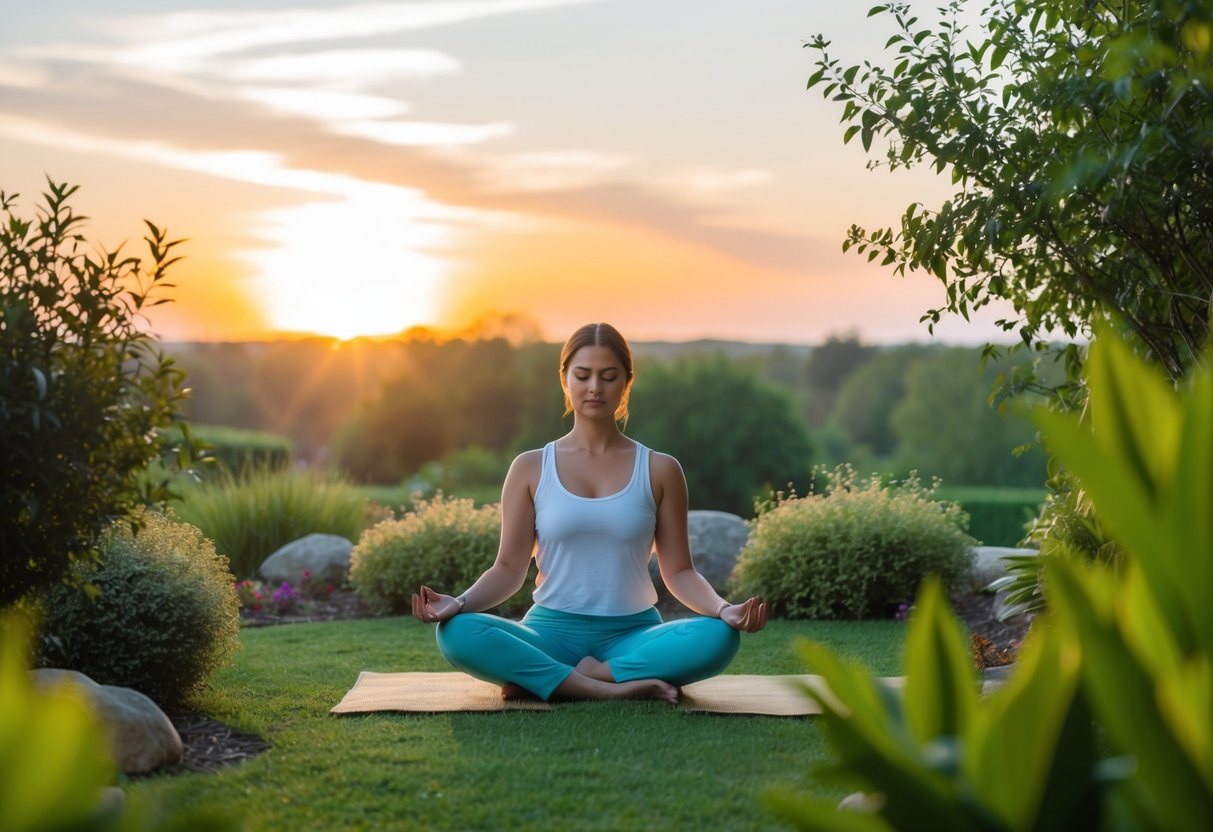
[172,467,382,579]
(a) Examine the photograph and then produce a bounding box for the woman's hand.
[720,597,769,633]
[411,585,462,624]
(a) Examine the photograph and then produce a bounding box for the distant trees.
[628,356,815,515]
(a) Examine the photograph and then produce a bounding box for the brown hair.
[559,322,634,421]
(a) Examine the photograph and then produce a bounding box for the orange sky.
[0,0,1013,346]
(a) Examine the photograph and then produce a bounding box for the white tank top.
[531,440,658,616]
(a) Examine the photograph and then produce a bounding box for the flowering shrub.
[350,493,533,616]
[733,465,975,619]
[299,569,335,601]
[269,582,300,614]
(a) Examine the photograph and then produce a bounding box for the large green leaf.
[1049,559,1213,830]
[903,577,977,745]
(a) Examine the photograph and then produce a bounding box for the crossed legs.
[435,607,739,704]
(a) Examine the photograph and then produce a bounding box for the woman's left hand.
[720,596,769,633]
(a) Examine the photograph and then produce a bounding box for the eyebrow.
[573,365,620,372]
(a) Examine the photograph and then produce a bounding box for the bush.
[171,466,377,579]
[350,494,532,616]
[1,181,192,607]
[38,508,239,705]
[732,466,974,619]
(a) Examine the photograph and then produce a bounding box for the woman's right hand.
[411,585,462,624]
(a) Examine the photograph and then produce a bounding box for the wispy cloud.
[224,48,461,87]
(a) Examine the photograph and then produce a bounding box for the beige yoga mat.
[330,671,903,717]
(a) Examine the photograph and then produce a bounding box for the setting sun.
[241,182,461,339]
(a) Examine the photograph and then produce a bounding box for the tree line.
[173,331,1049,515]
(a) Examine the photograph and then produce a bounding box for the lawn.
[130,616,906,831]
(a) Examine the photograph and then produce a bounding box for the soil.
[160,588,1028,778]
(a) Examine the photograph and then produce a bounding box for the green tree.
[891,348,1048,485]
[806,0,1212,384]
[627,356,815,515]
[1,181,190,607]
[803,332,877,425]
[830,344,935,457]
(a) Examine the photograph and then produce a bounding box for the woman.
[412,322,768,704]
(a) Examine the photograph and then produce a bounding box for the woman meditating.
[411,322,768,704]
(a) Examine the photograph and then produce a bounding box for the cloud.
[225,48,461,88]
[240,87,412,121]
[332,119,514,146]
[105,0,605,73]
[658,168,773,197]
[474,150,629,192]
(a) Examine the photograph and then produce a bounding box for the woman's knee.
[435,613,489,663]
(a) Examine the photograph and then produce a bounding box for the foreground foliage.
[732,466,973,619]
[769,328,1212,830]
[1,181,191,606]
[39,508,240,706]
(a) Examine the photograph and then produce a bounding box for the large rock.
[688,510,750,590]
[969,546,1038,591]
[29,669,183,774]
[260,533,353,587]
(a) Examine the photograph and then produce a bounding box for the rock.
[29,669,183,774]
[969,546,1037,591]
[259,533,353,587]
[991,587,1032,627]
[981,663,1017,696]
[687,511,750,590]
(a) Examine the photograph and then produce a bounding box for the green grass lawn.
[131,617,905,831]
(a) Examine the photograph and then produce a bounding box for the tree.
[830,343,935,457]
[806,0,1212,385]
[628,355,815,516]
[802,332,876,425]
[1,181,189,607]
[890,347,1049,486]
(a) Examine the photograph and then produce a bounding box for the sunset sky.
[0,0,1010,345]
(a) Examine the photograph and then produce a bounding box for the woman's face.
[564,345,630,420]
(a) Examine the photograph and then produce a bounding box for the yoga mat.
[331,671,904,717]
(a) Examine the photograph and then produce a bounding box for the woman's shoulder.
[510,448,544,473]
[645,448,685,480]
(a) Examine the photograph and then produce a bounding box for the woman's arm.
[412,451,539,622]
[651,452,768,633]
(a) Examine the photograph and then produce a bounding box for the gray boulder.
[969,546,1037,591]
[688,510,750,590]
[29,669,183,774]
[260,533,353,587]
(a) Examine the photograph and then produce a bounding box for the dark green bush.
[732,466,975,619]
[350,494,532,616]
[936,486,1045,546]
[1,181,191,607]
[39,508,240,705]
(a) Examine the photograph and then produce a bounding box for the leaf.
[903,578,977,745]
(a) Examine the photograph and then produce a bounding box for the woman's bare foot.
[554,671,680,704]
[501,682,541,702]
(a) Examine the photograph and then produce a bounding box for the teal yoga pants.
[435,605,740,701]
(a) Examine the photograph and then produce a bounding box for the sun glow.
[241,183,461,340]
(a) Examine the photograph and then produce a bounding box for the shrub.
[39,508,240,706]
[350,494,532,616]
[1,181,192,607]
[171,466,376,579]
[732,466,974,619]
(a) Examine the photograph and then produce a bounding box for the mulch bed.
[162,589,1028,778]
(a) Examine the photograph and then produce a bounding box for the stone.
[259,533,353,587]
[29,669,183,774]
[689,510,750,590]
[981,663,1017,696]
[969,546,1037,591]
